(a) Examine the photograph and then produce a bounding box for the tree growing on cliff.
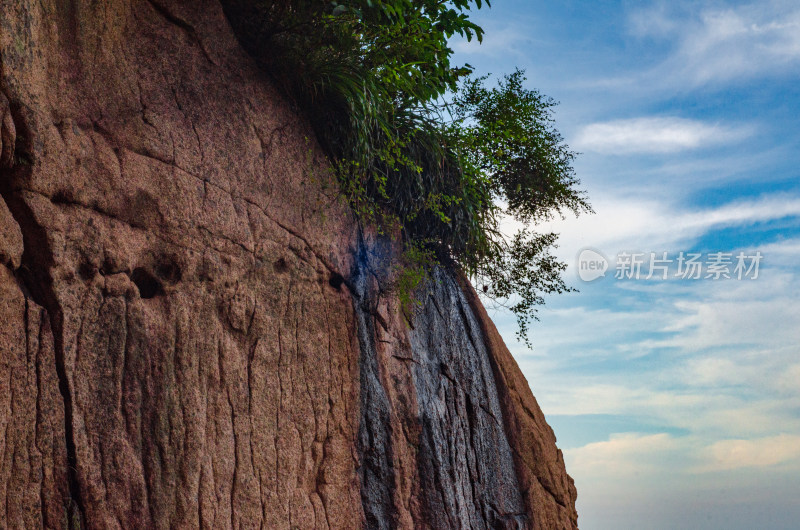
[222,0,591,345]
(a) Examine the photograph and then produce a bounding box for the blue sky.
[452,1,800,528]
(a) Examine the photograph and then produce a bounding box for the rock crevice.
[0,186,87,529]
[0,0,577,528]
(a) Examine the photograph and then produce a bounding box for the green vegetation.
[223,0,591,345]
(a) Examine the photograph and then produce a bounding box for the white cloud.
[700,434,800,471]
[567,430,800,529]
[529,382,710,419]
[573,117,751,154]
[531,373,800,440]
[510,305,664,359]
[517,257,800,443]
[631,2,800,86]
[529,192,800,266]
[565,433,685,475]
[752,237,800,268]
[659,297,800,351]
[632,266,800,355]
[450,20,533,61]
[628,4,682,38]
[680,195,800,232]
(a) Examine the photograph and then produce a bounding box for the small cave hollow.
[131,267,164,299]
[273,257,288,274]
[328,272,345,291]
[78,262,96,282]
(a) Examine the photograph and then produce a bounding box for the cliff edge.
[0,0,576,527]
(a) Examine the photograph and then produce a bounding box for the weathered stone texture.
[0,200,69,528]
[0,0,576,528]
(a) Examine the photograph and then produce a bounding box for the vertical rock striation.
[354,243,577,529]
[0,0,577,528]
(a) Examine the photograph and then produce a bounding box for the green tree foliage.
[222,0,591,344]
[446,71,591,343]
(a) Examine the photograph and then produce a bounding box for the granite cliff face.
[0,1,576,528]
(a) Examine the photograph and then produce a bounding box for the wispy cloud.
[631,2,800,86]
[450,20,534,61]
[531,192,800,265]
[660,296,800,350]
[454,2,800,527]
[573,117,751,154]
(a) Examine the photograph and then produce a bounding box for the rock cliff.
[0,1,577,528]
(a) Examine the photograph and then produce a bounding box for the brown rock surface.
[462,279,579,529]
[0,0,577,528]
[0,195,22,268]
[0,257,70,528]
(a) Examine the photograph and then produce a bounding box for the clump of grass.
[222,0,591,344]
